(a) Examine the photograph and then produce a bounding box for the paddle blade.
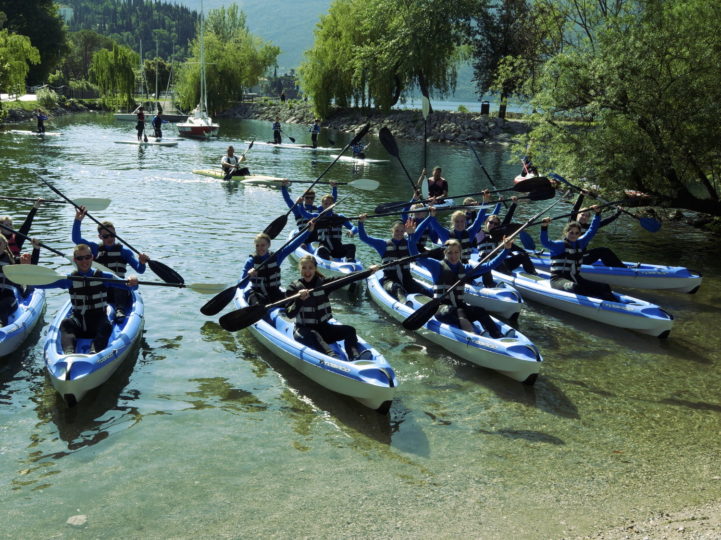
[149,260,185,284]
[219,304,266,332]
[513,176,552,192]
[73,198,111,211]
[422,96,430,120]
[200,285,238,315]
[528,188,556,201]
[263,214,288,239]
[3,264,62,286]
[188,283,228,294]
[402,298,440,331]
[639,217,661,232]
[348,178,379,191]
[350,123,371,146]
[288,136,296,143]
[378,127,399,158]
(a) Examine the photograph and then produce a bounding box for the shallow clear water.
[1,114,720,539]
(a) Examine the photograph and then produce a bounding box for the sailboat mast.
[199,0,207,115]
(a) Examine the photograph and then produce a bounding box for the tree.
[526,0,721,215]
[0,0,67,84]
[89,43,138,110]
[0,29,40,95]
[61,30,116,82]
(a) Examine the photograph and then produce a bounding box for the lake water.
[1,114,720,539]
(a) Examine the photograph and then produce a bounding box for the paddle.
[0,222,117,274]
[219,246,446,332]
[3,264,224,293]
[373,176,553,214]
[281,130,296,143]
[0,196,111,212]
[466,141,502,189]
[378,127,420,193]
[40,178,185,284]
[548,173,661,232]
[402,194,568,331]
[422,96,430,171]
[223,139,255,180]
[263,123,371,239]
[284,179,379,191]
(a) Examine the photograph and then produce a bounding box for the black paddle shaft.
[378,127,419,194]
[0,223,66,259]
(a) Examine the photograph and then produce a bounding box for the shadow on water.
[476,428,566,445]
[0,314,46,404]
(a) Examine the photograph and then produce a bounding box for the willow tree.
[175,4,279,114]
[526,0,721,215]
[89,44,138,110]
[0,29,40,95]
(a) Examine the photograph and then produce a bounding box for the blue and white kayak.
[367,272,542,384]
[235,287,397,413]
[250,141,341,152]
[410,263,523,322]
[287,230,362,286]
[43,290,145,406]
[328,154,389,165]
[0,288,46,357]
[526,250,702,294]
[490,267,674,338]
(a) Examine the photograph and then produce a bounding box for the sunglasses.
[74,254,92,261]
[99,233,114,239]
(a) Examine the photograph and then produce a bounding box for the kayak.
[328,154,389,164]
[191,169,286,185]
[514,173,539,184]
[114,139,178,146]
[5,130,61,136]
[250,141,341,152]
[0,288,46,358]
[287,230,363,286]
[235,286,397,413]
[489,267,674,338]
[367,272,542,384]
[525,250,702,294]
[410,263,523,322]
[43,290,145,406]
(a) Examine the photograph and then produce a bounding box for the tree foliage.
[89,43,138,110]
[525,0,721,215]
[60,30,116,82]
[0,28,40,94]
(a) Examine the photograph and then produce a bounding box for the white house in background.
[57,4,74,24]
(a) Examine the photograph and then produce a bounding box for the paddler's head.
[97,221,116,246]
[73,244,94,272]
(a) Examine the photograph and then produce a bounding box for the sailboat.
[177,0,219,139]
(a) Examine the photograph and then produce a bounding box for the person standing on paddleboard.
[151,111,168,139]
[309,119,321,148]
[34,109,48,134]
[72,206,149,323]
[132,105,146,142]
[221,146,250,177]
[272,116,282,144]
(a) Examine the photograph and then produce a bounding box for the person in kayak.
[569,193,626,268]
[351,139,370,159]
[0,233,33,326]
[72,206,149,323]
[0,199,44,259]
[426,166,449,202]
[309,119,321,148]
[242,221,315,307]
[272,116,282,144]
[281,180,337,243]
[34,243,138,354]
[297,194,357,262]
[285,255,377,360]
[34,109,48,134]
[400,197,440,255]
[151,111,168,139]
[132,105,146,141]
[357,216,426,303]
[541,207,618,301]
[408,237,511,337]
[221,145,250,177]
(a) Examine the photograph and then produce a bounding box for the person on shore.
[35,109,48,134]
[272,116,282,144]
[151,111,168,139]
[569,193,626,268]
[309,119,321,148]
[0,199,44,258]
[221,145,250,177]
[540,207,618,301]
[132,105,146,142]
[72,206,149,323]
[357,216,426,303]
[242,221,314,307]
[34,243,139,353]
[285,255,377,360]
[408,237,511,337]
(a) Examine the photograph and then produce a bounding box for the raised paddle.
[422,96,430,171]
[401,194,569,331]
[373,176,553,214]
[0,196,111,212]
[466,141,503,190]
[0,223,116,274]
[3,264,224,293]
[548,173,661,232]
[218,246,446,332]
[378,127,419,194]
[263,123,371,239]
[40,178,185,284]
[223,139,255,180]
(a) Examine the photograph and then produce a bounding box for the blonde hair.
[254,232,271,245]
[73,243,92,256]
[449,210,467,228]
[443,239,462,254]
[0,233,13,261]
[298,254,324,279]
[463,197,477,206]
[321,194,334,205]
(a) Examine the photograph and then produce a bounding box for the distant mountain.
[175,0,332,72]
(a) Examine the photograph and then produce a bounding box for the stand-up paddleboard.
[114,139,178,146]
[249,140,341,152]
[328,154,389,164]
[192,169,285,184]
[5,130,61,136]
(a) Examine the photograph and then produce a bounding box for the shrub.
[457,104,469,113]
[36,87,59,108]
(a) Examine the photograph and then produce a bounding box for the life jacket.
[451,229,474,263]
[550,240,585,281]
[294,204,318,228]
[382,238,412,284]
[69,269,108,320]
[289,276,332,326]
[249,253,281,295]
[7,235,20,257]
[428,179,447,198]
[96,244,127,277]
[316,215,343,249]
[475,231,495,258]
[432,260,465,307]
[0,254,18,298]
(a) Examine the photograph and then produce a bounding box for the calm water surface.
[1,114,720,539]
